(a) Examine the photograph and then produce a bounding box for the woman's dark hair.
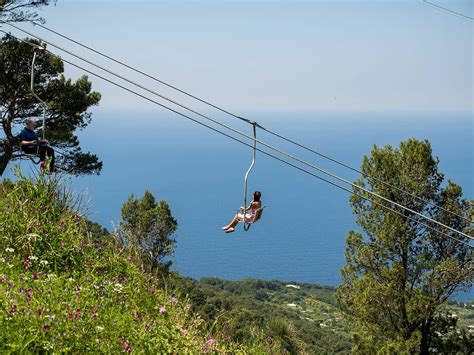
[253,191,261,202]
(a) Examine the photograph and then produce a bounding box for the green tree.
[336,139,473,354]
[81,219,110,241]
[266,318,307,354]
[0,0,55,22]
[118,191,177,274]
[0,35,102,175]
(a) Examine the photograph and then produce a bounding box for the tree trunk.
[420,320,433,355]
[1,101,16,176]
[420,331,430,355]
[0,146,13,176]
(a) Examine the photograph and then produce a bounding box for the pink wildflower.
[159,307,166,314]
[206,338,218,346]
[7,304,17,316]
[122,342,131,353]
[23,258,31,270]
[171,296,178,304]
[180,328,188,335]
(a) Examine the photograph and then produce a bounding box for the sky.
[1,0,472,114]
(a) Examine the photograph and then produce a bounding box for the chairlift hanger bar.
[30,47,48,141]
[243,122,258,232]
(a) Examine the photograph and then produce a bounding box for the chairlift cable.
[2,29,472,244]
[1,10,468,224]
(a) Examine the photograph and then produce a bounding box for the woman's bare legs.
[222,213,243,232]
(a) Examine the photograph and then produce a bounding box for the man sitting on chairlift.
[19,118,55,172]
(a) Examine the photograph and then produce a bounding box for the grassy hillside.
[171,277,354,354]
[0,173,277,353]
[174,277,474,354]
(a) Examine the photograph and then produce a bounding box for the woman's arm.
[241,201,255,211]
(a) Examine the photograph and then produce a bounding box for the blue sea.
[6,110,474,300]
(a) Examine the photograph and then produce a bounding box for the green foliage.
[0,169,85,271]
[0,35,102,175]
[0,0,55,23]
[336,139,474,353]
[0,173,278,353]
[118,191,177,274]
[81,218,110,241]
[266,318,307,354]
[169,276,353,354]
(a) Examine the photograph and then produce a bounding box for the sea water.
[6,110,473,299]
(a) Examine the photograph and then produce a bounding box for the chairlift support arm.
[243,121,258,231]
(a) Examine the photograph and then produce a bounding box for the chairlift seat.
[238,206,266,225]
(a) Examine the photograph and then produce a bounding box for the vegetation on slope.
[170,277,353,354]
[167,276,474,354]
[0,171,277,353]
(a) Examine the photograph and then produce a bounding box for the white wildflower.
[26,233,40,242]
[40,260,49,266]
[29,256,38,261]
[114,283,123,293]
[67,277,74,282]
[47,274,56,280]
[0,257,5,263]
[5,248,14,253]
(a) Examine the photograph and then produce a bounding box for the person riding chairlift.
[222,191,262,233]
[19,118,55,172]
